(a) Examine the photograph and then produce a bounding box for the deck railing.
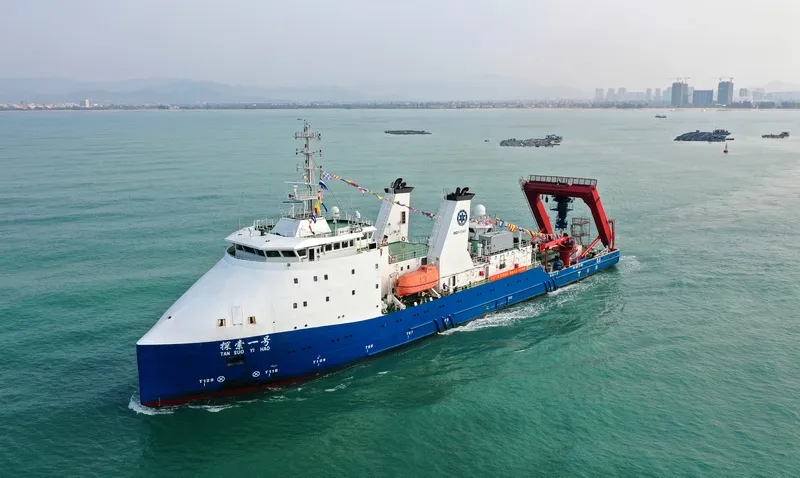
[389,245,429,264]
[525,175,597,187]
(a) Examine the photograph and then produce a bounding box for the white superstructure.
[137,123,538,348]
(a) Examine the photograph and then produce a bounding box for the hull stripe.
[137,251,619,407]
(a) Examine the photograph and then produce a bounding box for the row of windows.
[294,297,331,308]
[326,240,355,251]
[291,284,379,308]
[293,268,360,285]
[217,316,257,327]
[234,244,309,258]
[235,239,358,258]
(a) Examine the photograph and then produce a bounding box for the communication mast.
[285,120,323,218]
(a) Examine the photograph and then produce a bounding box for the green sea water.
[1,109,799,476]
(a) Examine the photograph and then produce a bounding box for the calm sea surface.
[1,109,799,476]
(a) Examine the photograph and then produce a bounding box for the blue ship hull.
[137,250,620,407]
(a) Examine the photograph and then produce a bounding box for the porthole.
[248,316,256,325]
[217,318,226,327]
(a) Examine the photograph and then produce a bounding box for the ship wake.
[440,255,636,335]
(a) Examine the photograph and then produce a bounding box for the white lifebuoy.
[401,236,406,242]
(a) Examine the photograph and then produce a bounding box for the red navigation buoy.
[723,142,728,154]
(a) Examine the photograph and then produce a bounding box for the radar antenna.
[287,120,323,218]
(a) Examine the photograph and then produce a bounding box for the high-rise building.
[82,99,90,108]
[717,80,734,105]
[607,88,616,102]
[671,82,688,106]
[646,88,652,102]
[752,88,765,102]
[692,90,714,106]
[594,88,604,102]
[655,88,662,101]
[617,87,627,101]
[739,88,748,99]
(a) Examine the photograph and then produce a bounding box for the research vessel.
[136,123,620,407]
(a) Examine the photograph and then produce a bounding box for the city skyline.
[1,76,799,107]
[2,0,799,95]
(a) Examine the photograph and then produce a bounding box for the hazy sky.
[3,0,799,91]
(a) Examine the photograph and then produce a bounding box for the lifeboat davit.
[395,265,439,297]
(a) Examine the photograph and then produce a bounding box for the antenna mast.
[289,120,323,218]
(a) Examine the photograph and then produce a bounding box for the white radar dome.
[473,204,486,217]
[331,206,341,218]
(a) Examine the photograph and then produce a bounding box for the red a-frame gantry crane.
[519,175,616,265]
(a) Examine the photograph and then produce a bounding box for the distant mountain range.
[2,77,797,105]
[0,77,590,104]
[760,81,800,92]
[0,78,365,104]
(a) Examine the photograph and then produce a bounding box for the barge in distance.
[500,134,563,147]
[674,129,731,142]
[385,130,431,135]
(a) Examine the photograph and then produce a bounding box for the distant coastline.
[3,101,800,111]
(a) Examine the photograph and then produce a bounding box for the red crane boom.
[519,175,615,250]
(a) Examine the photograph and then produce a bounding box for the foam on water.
[127,395,175,415]
[324,384,348,392]
[440,300,546,335]
[187,404,237,413]
[440,261,620,335]
[617,255,642,273]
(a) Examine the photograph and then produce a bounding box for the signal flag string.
[320,170,558,241]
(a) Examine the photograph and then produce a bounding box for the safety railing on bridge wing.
[525,175,597,187]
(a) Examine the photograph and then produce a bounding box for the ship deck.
[388,241,428,263]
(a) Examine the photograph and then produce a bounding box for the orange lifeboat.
[395,265,439,297]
